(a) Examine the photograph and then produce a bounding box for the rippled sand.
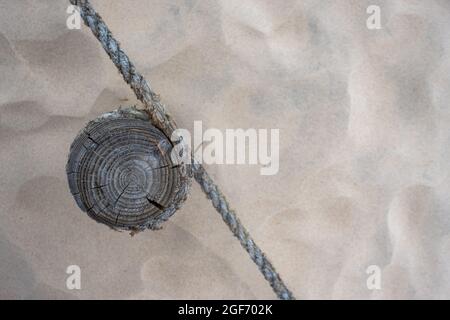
[1,0,450,299]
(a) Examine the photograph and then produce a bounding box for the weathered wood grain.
[66,107,191,232]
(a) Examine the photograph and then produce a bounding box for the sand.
[0,0,449,299]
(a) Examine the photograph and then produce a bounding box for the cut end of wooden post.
[66,106,192,232]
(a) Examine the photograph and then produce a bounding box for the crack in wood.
[146,196,165,211]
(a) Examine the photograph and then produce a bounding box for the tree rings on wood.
[66,107,191,232]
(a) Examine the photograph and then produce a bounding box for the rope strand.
[69,0,295,300]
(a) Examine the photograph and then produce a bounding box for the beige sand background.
[1,0,450,299]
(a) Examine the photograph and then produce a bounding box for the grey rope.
[192,162,294,300]
[70,0,295,300]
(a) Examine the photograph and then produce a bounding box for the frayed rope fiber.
[69,0,295,300]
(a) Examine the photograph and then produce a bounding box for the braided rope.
[192,162,294,300]
[69,0,295,300]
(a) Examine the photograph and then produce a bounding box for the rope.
[69,0,295,300]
